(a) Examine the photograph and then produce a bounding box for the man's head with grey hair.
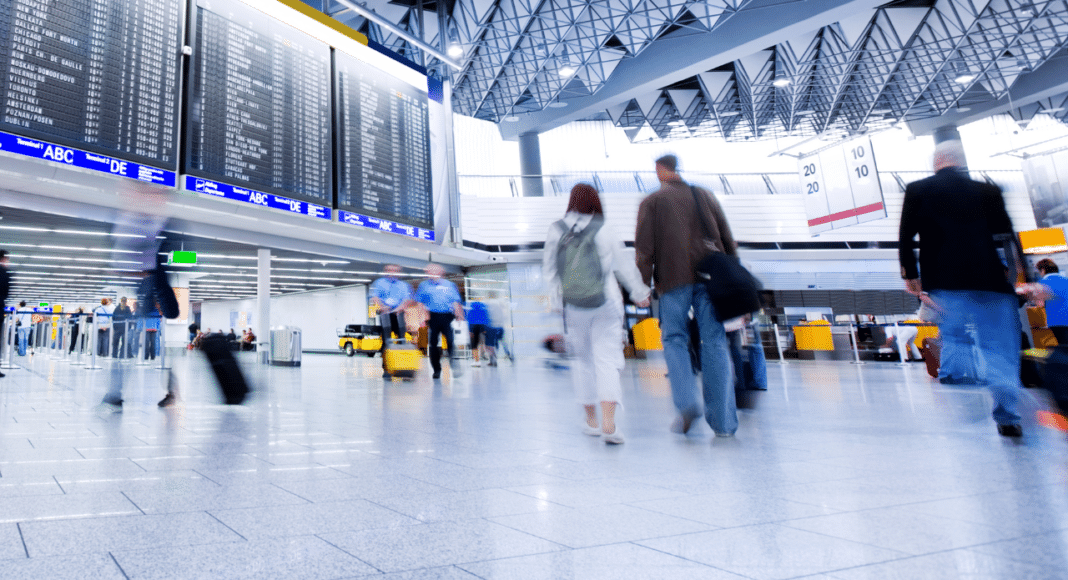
[933,140,966,172]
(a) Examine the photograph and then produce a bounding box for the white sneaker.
[582,425,601,436]
[603,430,624,445]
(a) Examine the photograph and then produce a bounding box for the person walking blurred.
[138,303,161,361]
[415,263,464,380]
[370,264,414,379]
[899,140,1026,437]
[467,300,490,367]
[484,290,509,366]
[99,188,181,411]
[15,301,31,356]
[1035,259,1068,345]
[93,298,113,357]
[545,183,650,444]
[636,155,739,438]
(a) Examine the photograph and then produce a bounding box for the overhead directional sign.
[184,175,331,220]
[338,210,434,241]
[0,130,176,185]
[799,136,886,234]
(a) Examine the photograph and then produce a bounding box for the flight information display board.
[185,0,331,205]
[0,0,183,169]
[336,49,433,229]
[799,136,886,235]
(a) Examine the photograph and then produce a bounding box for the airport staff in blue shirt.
[1036,259,1068,345]
[370,264,414,379]
[415,263,464,379]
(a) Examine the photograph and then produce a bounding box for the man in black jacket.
[898,140,1024,437]
[0,250,9,378]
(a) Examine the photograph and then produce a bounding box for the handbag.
[690,186,763,322]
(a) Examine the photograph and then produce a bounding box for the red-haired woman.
[543,183,650,444]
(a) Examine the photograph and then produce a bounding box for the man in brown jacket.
[636,155,738,437]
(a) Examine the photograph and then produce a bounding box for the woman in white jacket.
[543,184,650,444]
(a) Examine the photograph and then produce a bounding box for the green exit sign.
[169,251,197,264]
[38,302,49,307]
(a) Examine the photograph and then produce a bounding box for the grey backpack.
[554,215,606,308]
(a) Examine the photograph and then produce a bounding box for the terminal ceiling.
[319,0,1068,142]
[0,208,424,306]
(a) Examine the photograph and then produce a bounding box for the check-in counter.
[794,320,833,351]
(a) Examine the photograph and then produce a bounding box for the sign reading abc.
[339,210,435,242]
[0,130,176,186]
[184,175,331,220]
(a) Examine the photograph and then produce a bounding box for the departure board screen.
[336,50,433,229]
[0,0,183,168]
[185,0,331,204]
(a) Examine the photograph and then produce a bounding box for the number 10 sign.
[798,136,886,234]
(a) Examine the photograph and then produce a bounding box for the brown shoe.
[670,414,695,435]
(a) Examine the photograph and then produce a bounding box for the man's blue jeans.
[938,323,978,382]
[929,290,1023,425]
[659,284,737,434]
[16,328,29,356]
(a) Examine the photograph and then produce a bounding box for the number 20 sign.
[797,136,886,234]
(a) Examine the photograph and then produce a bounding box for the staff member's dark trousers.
[427,312,455,375]
[379,312,401,374]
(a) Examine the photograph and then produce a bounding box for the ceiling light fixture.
[446,42,464,59]
[559,65,576,78]
[954,74,976,84]
[503,116,520,122]
[772,78,791,88]
[548,101,568,108]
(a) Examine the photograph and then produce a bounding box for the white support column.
[443,78,462,246]
[257,249,271,364]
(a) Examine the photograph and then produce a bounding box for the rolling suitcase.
[384,339,420,378]
[920,337,941,379]
[200,335,249,404]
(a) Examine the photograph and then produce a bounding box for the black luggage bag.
[200,334,250,404]
[1037,347,1068,418]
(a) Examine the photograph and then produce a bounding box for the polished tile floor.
[0,347,1064,579]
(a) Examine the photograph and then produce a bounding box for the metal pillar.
[1,314,15,369]
[257,249,271,364]
[849,324,865,365]
[85,314,101,370]
[772,323,788,364]
[519,132,544,197]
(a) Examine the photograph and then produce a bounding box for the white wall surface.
[452,114,1056,182]
[199,285,368,351]
[461,174,1037,247]
[454,115,521,177]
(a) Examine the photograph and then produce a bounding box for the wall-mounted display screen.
[185,0,331,205]
[0,0,183,168]
[336,49,433,229]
